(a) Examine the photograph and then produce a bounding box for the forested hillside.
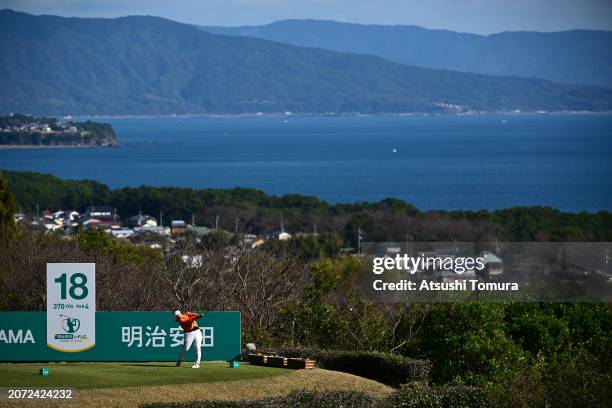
[2,10,612,115]
[203,20,612,87]
[5,170,611,243]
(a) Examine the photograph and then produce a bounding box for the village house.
[128,213,158,228]
[170,220,187,236]
[79,205,121,229]
[481,251,504,276]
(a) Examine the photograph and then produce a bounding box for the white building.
[278,232,292,241]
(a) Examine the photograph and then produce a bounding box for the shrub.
[320,351,430,387]
[140,388,488,408]
[262,347,430,386]
[542,348,611,408]
[421,303,524,385]
[387,384,489,408]
[489,347,612,408]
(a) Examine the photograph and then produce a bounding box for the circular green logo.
[62,317,80,333]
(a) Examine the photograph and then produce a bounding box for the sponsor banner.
[360,242,612,302]
[47,263,96,352]
[0,312,241,362]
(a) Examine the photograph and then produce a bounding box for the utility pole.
[407,234,413,256]
[357,228,362,255]
[604,248,609,281]
[313,223,317,236]
[215,215,219,230]
[235,217,239,233]
[192,214,196,227]
[159,210,163,228]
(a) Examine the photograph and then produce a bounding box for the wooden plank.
[286,357,316,369]
[247,354,268,365]
[266,356,287,367]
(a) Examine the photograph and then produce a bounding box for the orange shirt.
[177,312,201,332]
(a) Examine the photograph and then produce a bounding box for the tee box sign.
[46,263,96,352]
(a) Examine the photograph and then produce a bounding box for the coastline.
[0,144,115,149]
[64,110,612,120]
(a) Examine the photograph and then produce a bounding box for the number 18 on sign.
[47,263,96,352]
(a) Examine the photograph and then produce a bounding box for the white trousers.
[177,329,202,365]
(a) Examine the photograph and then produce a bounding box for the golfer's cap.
[174,310,181,317]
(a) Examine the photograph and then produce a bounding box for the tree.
[344,213,375,248]
[0,172,16,238]
[422,303,524,385]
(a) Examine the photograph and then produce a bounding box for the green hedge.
[141,390,381,408]
[140,387,488,408]
[262,347,431,386]
[389,385,490,408]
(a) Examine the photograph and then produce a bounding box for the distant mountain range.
[1,10,612,116]
[203,20,612,88]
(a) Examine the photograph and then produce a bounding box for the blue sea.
[1,115,611,211]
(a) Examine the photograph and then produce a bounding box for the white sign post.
[47,263,96,352]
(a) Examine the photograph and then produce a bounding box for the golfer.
[174,309,204,368]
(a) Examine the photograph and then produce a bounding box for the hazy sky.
[2,0,611,34]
